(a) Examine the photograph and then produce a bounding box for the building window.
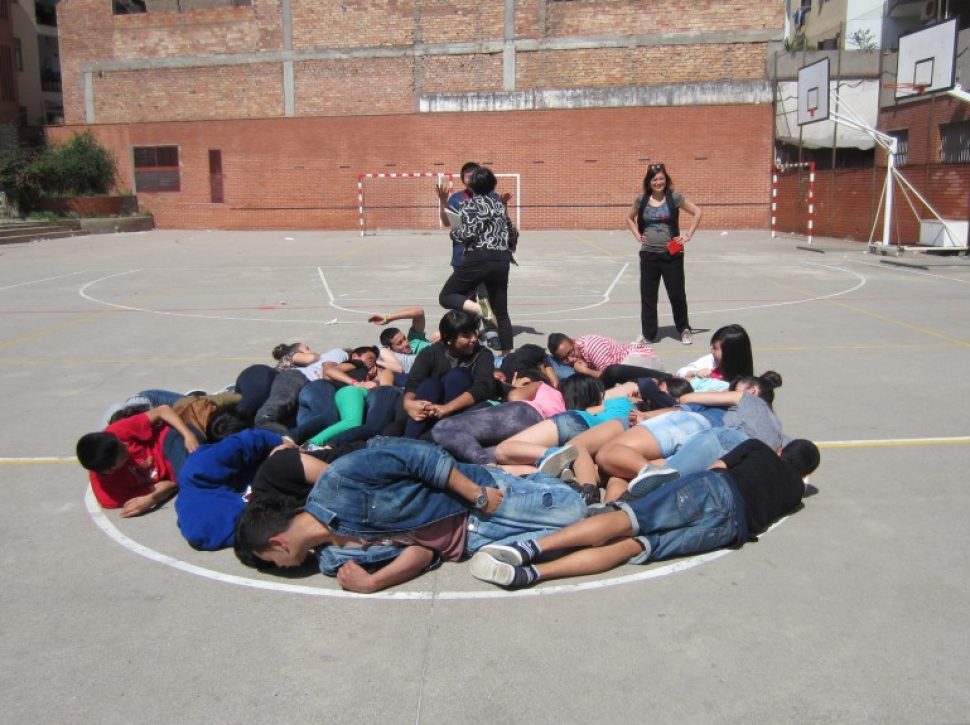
[0,46,16,102]
[113,0,147,14]
[134,146,181,192]
[209,150,224,203]
[35,0,56,26]
[939,121,970,164]
[0,0,8,21]
[13,38,21,72]
[888,130,908,166]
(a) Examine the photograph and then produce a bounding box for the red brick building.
[52,0,785,230]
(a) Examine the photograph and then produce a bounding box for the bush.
[0,131,118,215]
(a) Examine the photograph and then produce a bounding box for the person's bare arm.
[323,361,367,388]
[679,197,703,242]
[368,307,426,333]
[436,184,451,226]
[336,546,435,594]
[627,200,642,242]
[573,360,601,378]
[678,390,743,407]
[147,405,199,452]
[291,351,320,366]
[377,347,404,374]
[121,479,178,518]
[445,465,503,512]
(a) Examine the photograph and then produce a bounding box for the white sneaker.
[680,329,693,345]
[631,334,647,344]
[536,445,578,476]
[627,464,680,497]
[469,552,516,586]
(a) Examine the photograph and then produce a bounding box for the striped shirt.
[573,334,655,371]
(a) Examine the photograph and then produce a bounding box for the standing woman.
[439,166,517,355]
[627,163,702,346]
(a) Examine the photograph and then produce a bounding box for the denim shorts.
[552,411,590,445]
[639,410,711,455]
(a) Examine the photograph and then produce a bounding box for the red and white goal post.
[357,171,521,236]
[771,162,815,245]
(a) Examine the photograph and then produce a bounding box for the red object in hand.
[667,237,684,255]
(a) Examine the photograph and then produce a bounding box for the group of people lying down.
[76,309,820,593]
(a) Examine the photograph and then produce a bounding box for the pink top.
[574,334,655,371]
[522,382,567,419]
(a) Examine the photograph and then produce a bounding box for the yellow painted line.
[770,279,970,348]
[568,232,617,258]
[0,309,119,351]
[4,437,969,465]
[0,457,77,464]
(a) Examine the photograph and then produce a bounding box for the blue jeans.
[404,367,474,439]
[640,410,711,455]
[138,389,184,407]
[466,469,586,552]
[295,380,340,442]
[663,427,749,476]
[552,411,591,445]
[616,471,745,564]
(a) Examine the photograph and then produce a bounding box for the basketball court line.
[2,433,966,601]
[0,270,93,292]
[74,260,867,328]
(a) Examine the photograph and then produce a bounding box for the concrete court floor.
[1,227,968,724]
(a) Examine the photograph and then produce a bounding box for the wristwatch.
[474,487,490,510]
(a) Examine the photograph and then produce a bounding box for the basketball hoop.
[886,82,928,96]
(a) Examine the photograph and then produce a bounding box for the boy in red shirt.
[77,405,200,517]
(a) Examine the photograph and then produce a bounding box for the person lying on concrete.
[469,437,820,589]
[233,437,585,594]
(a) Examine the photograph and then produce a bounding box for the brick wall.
[56,0,778,124]
[48,103,774,230]
[774,165,970,243]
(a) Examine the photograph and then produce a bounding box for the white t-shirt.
[298,348,349,380]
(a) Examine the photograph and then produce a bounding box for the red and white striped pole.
[771,162,815,245]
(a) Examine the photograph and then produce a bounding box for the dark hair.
[379,327,402,347]
[459,161,480,179]
[561,374,604,410]
[351,345,379,358]
[781,439,821,478]
[468,166,497,195]
[107,402,151,425]
[547,332,571,357]
[663,376,694,399]
[711,324,753,381]
[642,164,674,195]
[233,500,295,570]
[272,343,302,361]
[731,370,782,407]
[207,408,253,442]
[516,368,552,386]
[76,432,123,472]
[439,310,479,346]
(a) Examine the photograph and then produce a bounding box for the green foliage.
[0,131,118,215]
[848,28,877,52]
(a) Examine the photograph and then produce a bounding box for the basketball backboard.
[895,17,958,99]
[797,57,830,125]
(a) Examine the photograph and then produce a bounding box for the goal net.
[358,171,521,236]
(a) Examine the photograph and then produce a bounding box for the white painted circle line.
[84,486,747,601]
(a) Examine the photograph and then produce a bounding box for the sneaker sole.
[469,552,516,586]
[627,470,681,497]
[537,445,579,476]
[478,544,525,566]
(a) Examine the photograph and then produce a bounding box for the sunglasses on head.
[648,163,666,172]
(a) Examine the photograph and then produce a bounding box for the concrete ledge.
[79,215,155,234]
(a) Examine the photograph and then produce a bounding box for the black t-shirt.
[331,359,370,390]
[721,438,804,537]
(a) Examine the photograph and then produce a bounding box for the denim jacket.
[303,437,492,538]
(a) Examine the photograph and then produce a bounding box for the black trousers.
[439,258,512,350]
[639,250,690,339]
